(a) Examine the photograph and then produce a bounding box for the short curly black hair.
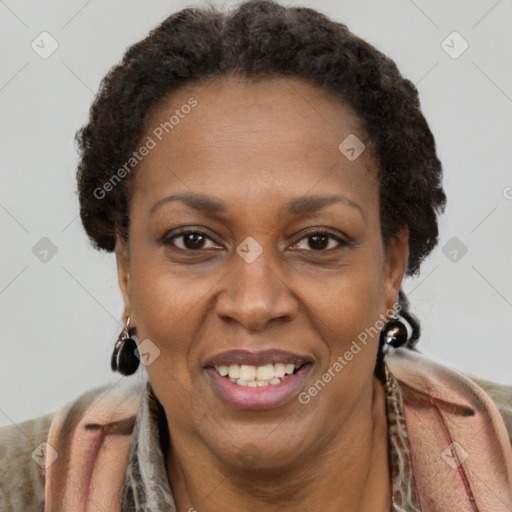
[76,0,446,280]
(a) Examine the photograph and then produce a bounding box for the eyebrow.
[149,192,364,218]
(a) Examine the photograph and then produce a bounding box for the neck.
[166,376,391,512]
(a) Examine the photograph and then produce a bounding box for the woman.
[1,1,511,511]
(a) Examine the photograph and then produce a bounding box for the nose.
[214,248,298,332]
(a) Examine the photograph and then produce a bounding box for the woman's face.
[117,75,408,470]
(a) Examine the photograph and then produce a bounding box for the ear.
[382,226,409,311]
[115,234,131,325]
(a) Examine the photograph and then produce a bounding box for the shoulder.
[0,411,55,512]
[0,379,143,512]
[457,369,512,445]
[386,347,512,446]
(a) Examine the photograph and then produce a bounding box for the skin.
[116,74,409,512]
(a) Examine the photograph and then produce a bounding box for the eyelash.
[161,228,349,253]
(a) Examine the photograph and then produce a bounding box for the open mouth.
[204,349,313,409]
[213,362,308,387]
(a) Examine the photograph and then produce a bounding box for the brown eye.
[182,233,207,250]
[163,230,219,251]
[292,230,346,252]
[308,234,330,250]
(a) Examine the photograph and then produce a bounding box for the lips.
[204,349,311,368]
[203,349,313,410]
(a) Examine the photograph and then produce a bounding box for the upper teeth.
[215,363,297,381]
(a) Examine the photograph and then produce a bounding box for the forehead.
[133,75,379,217]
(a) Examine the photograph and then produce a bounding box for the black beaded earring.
[380,316,411,350]
[111,317,140,376]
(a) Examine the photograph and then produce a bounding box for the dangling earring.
[380,315,411,351]
[111,317,140,376]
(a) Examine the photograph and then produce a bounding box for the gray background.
[1,0,511,426]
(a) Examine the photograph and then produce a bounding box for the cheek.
[306,253,386,364]
[127,259,212,367]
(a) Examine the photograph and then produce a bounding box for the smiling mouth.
[205,350,313,409]
[213,363,308,387]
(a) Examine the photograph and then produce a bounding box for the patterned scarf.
[120,366,419,511]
